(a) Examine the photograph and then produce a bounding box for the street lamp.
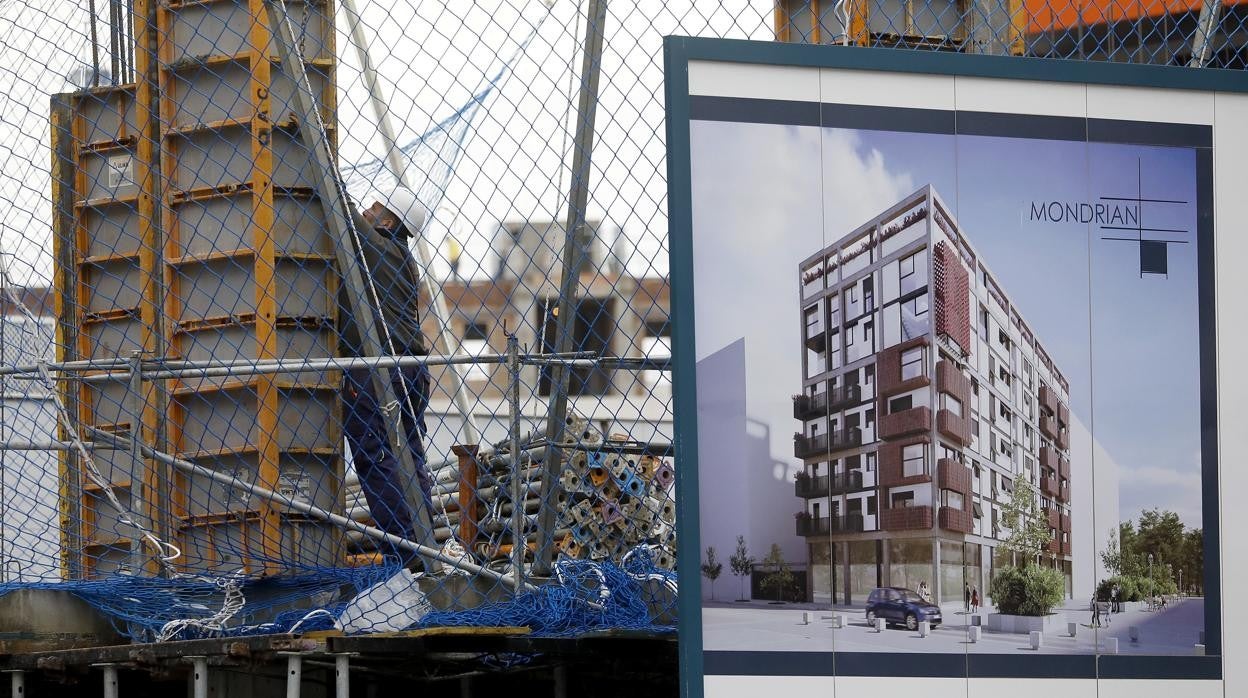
[1148,553,1154,580]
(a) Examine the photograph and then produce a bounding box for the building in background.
[772,0,1247,68]
[793,185,1074,606]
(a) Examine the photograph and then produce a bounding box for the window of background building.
[865,408,875,428]
[639,319,671,397]
[944,490,964,511]
[866,452,876,472]
[862,276,875,311]
[902,443,925,477]
[461,322,491,382]
[891,491,915,508]
[900,346,923,380]
[536,297,614,396]
[867,495,877,515]
[889,394,913,414]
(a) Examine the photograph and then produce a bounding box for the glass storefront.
[939,540,964,604]
[888,539,932,594]
[848,540,878,603]
[810,540,834,604]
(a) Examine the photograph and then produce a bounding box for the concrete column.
[880,538,890,588]
[932,538,942,603]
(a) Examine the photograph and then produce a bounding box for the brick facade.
[878,405,931,440]
[937,458,970,495]
[877,337,931,398]
[933,241,970,356]
[879,435,933,487]
[881,505,933,531]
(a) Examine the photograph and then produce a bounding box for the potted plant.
[984,483,1067,633]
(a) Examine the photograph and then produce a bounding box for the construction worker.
[339,186,433,563]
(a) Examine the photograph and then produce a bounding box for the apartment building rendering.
[793,185,1074,606]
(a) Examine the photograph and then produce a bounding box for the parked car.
[865,587,943,630]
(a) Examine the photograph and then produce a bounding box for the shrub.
[990,565,1065,616]
[1097,574,1176,603]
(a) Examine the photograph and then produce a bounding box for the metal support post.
[333,654,352,698]
[534,0,609,578]
[1189,0,1223,67]
[188,656,208,698]
[508,333,524,593]
[4,670,24,698]
[283,654,303,698]
[339,0,482,448]
[126,352,148,575]
[264,0,441,572]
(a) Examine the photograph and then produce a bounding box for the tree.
[999,481,1050,565]
[701,546,724,601]
[1101,527,1122,576]
[759,543,795,604]
[729,535,754,602]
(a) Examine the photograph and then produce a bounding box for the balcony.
[793,428,861,459]
[881,505,933,532]
[796,514,865,537]
[936,360,970,401]
[794,433,828,459]
[1040,415,1058,440]
[1047,508,1060,530]
[879,405,931,440]
[1057,479,1070,504]
[829,383,862,410]
[804,329,827,352]
[1047,537,1061,555]
[1040,446,1059,470]
[878,337,930,398]
[936,409,972,446]
[1058,456,1070,481]
[1056,429,1069,450]
[939,506,973,534]
[880,439,931,487]
[937,458,970,494]
[1058,403,1070,429]
[794,470,866,498]
[1061,540,1071,556]
[1061,513,1071,532]
[830,470,864,494]
[795,473,829,498]
[793,392,829,420]
[1039,384,1059,416]
[1040,475,1060,498]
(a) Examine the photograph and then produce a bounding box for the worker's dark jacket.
[338,207,428,357]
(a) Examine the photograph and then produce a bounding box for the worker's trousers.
[343,362,433,561]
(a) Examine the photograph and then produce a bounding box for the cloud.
[1118,456,1204,529]
[821,130,916,235]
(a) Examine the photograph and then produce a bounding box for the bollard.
[1129,626,1139,644]
[1068,622,1078,638]
[1103,637,1119,654]
[1195,643,1205,656]
[1200,630,1206,645]
[968,626,981,643]
[802,611,812,626]
[918,620,929,637]
[834,613,845,629]
[874,617,886,632]
[971,614,982,627]
[1030,630,1043,650]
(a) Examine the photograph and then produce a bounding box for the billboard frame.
[665,36,1248,694]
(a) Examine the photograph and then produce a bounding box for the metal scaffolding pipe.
[95,431,535,591]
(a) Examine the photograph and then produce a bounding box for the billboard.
[665,38,1248,697]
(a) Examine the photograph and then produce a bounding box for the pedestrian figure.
[964,582,971,613]
[971,586,980,614]
[918,581,931,603]
[1111,585,1120,613]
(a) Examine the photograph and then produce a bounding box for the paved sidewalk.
[701,597,1205,655]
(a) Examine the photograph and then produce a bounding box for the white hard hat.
[376,186,429,237]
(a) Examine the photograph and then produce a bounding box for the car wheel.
[866,610,876,624]
[905,613,918,631]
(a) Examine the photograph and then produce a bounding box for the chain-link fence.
[0,0,1241,643]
